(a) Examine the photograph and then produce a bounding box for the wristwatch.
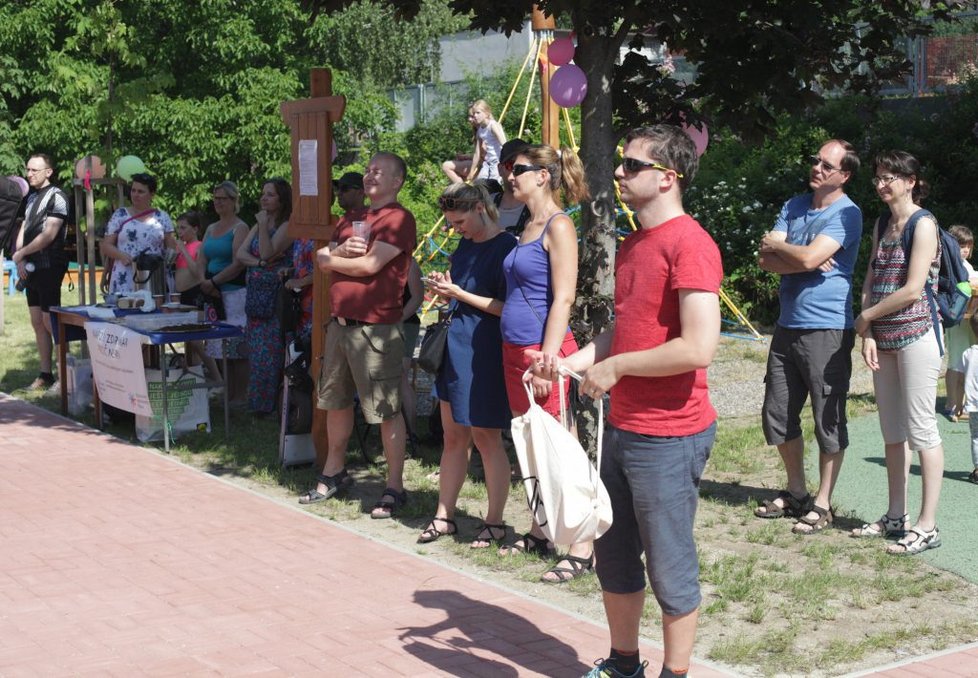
[258,258,267,267]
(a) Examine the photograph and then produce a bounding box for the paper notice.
[299,140,318,196]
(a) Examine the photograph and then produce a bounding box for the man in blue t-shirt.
[754,139,863,534]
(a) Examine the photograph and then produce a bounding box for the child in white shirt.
[944,225,978,421]
[960,312,978,483]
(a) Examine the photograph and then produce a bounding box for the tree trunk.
[572,32,621,454]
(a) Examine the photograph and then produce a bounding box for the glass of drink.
[352,220,371,241]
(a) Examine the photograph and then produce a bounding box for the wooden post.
[532,6,560,148]
[280,68,346,468]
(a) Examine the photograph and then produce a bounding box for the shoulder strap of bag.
[119,209,157,230]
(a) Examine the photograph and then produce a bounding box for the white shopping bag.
[66,356,93,416]
[135,366,211,442]
[510,369,613,546]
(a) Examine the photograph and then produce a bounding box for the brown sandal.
[791,505,833,534]
[754,490,812,519]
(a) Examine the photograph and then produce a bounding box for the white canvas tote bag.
[511,369,613,546]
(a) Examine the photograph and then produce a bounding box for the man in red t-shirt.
[531,126,722,678]
[299,153,417,519]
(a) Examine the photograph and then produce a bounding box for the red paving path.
[1,395,975,677]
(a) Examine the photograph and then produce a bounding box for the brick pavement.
[3,394,975,677]
[0,395,732,677]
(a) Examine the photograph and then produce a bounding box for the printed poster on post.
[85,321,152,416]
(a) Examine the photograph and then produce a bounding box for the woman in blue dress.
[235,178,294,415]
[417,182,517,549]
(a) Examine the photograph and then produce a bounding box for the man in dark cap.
[494,138,531,236]
[333,171,365,214]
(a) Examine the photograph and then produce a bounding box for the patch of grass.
[745,521,786,546]
[710,422,766,474]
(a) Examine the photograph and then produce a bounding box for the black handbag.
[417,312,452,373]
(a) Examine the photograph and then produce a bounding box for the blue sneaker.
[582,658,648,677]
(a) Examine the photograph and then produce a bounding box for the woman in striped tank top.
[851,150,944,555]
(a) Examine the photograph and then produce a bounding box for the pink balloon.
[551,64,588,108]
[548,37,575,67]
[683,122,709,157]
[7,175,28,197]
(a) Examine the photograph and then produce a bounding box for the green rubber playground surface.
[832,410,978,584]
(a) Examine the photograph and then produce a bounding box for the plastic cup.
[352,220,371,241]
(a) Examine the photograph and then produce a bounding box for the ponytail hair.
[520,144,591,206]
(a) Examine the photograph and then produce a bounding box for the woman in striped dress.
[851,150,944,555]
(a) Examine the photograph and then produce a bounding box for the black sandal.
[542,554,594,583]
[470,522,507,549]
[370,487,407,519]
[754,490,812,519]
[417,517,457,544]
[499,532,552,558]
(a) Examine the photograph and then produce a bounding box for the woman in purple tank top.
[496,143,596,583]
[852,150,944,555]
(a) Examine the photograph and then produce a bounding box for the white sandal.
[887,526,941,555]
[851,513,907,538]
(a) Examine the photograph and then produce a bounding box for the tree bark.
[572,31,622,453]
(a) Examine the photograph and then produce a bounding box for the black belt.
[334,317,372,327]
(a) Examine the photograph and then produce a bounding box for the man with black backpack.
[12,154,70,390]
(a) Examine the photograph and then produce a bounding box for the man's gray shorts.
[761,326,854,454]
[594,422,715,617]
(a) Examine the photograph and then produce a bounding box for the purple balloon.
[548,37,575,67]
[551,64,588,108]
[7,175,28,197]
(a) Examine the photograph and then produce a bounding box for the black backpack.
[0,175,23,255]
[876,208,970,352]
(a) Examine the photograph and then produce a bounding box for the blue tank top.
[500,214,563,345]
[203,227,243,291]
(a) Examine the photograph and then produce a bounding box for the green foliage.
[306,0,469,88]
[0,0,435,217]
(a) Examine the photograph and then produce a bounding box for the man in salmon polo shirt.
[531,125,722,678]
[300,152,417,520]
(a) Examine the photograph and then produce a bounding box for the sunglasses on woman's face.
[511,163,545,177]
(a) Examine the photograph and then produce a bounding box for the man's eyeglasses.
[871,174,901,188]
[620,157,684,178]
[809,155,841,173]
[511,163,545,177]
[25,167,49,174]
[438,196,479,211]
